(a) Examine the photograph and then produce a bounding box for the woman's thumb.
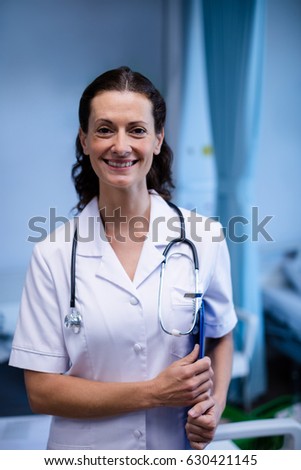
[181,343,199,364]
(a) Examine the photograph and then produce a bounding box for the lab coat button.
[133,429,143,439]
[134,343,142,353]
[130,297,139,305]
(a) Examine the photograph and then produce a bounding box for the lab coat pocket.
[169,288,195,359]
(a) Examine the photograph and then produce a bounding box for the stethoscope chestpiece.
[64,307,82,334]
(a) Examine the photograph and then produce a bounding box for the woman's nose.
[111,131,131,156]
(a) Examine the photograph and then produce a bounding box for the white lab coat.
[9,190,237,450]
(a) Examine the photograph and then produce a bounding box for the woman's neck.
[98,186,151,236]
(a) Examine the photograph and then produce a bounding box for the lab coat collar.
[131,191,182,288]
[75,191,180,257]
[147,190,182,247]
[73,191,182,291]
[74,198,105,257]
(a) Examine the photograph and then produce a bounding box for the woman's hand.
[150,345,213,408]
[185,397,223,449]
[185,332,235,449]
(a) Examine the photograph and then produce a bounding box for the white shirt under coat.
[9,190,237,450]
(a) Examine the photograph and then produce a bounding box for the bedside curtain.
[202,0,267,402]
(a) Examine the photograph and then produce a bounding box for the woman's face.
[79,90,164,194]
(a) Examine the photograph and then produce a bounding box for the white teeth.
[107,161,135,168]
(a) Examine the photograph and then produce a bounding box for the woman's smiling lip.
[103,159,138,168]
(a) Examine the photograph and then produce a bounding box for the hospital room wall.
[1,0,300,297]
[0,0,167,304]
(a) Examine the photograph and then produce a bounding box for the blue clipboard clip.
[196,301,205,358]
[184,292,205,358]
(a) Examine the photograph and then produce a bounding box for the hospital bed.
[211,416,301,449]
[261,247,301,366]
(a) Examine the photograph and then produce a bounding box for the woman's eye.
[131,128,146,136]
[97,127,112,135]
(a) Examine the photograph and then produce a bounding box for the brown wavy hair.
[71,66,175,212]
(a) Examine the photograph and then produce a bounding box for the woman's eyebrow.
[95,118,149,126]
[94,118,114,125]
[128,121,149,127]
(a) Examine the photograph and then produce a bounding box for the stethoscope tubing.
[70,225,78,309]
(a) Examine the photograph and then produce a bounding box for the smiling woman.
[9,66,237,450]
[72,66,174,213]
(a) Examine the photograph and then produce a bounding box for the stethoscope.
[64,201,205,357]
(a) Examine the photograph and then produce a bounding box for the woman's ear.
[154,128,165,155]
[79,128,89,155]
